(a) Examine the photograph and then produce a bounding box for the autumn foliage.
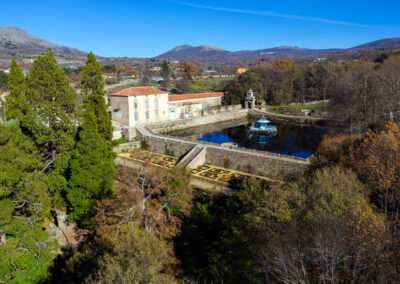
[85,166,193,281]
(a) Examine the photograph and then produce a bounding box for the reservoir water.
[167,119,329,159]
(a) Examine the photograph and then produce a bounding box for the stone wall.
[250,108,323,124]
[206,146,306,177]
[134,108,310,178]
[122,127,137,140]
[138,131,308,178]
[187,146,207,169]
[113,127,137,141]
[202,104,242,115]
[114,141,141,153]
[149,108,247,134]
[142,135,196,157]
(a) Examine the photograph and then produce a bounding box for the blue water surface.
[194,120,327,159]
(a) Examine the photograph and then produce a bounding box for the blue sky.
[1,0,399,58]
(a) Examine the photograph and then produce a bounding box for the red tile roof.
[168,92,224,102]
[111,87,168,97]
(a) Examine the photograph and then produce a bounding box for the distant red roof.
[111,87,168,97]
[168,92,224,102]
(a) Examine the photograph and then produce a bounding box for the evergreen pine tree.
[81,52,105,96]
[21,48,78,200]
[66,52,115,228]
[81,52,113,144]
[4,58,25,121]
[67,108,114,228]
[0,123,58,283]
[161,60,170,76]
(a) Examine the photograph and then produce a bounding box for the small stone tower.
[244,88,256,109]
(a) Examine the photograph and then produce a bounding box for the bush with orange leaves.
[347,122,400,219]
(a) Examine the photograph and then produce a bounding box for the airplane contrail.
[171,1,400,31]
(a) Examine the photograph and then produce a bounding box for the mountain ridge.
[0,25,87,60]
[1,26,400,65]
[155,38,400,63]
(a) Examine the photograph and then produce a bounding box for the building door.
[169,110,175,120]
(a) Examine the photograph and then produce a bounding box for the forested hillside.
[225,52,400,133]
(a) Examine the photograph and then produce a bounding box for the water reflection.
[168,119,329,159]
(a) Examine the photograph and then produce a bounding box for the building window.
[134,98,138,109]
[145,99,149,109]
[154,97,158,108]
[134,113,138,122]
[145,112,149,120]
[190,111,193,116]
[155,111,158,119]
[113,109,122,118]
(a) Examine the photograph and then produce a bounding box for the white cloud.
[172,1,400,31]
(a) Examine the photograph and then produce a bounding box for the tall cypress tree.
[4,58,25,121]
[81,52,113,144]
[66,52,115,227]
[21,48,78,200]
[67,108,114,227]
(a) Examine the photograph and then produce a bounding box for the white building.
[110,87,225,125]
[110,87,169,127]
[168,92,224,120]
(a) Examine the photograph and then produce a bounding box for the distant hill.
[0,26,87,63]
[154,44,344,64]
[155,38,400,64]
[349,38,400,51]
[155,45,237,64]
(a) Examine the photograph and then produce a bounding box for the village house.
[103,73,118,80]
[110,87,224,125]
[0,68,10,74]
[150,66,161,72]
[236,68,248,74]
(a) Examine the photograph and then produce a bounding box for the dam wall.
[136,126,308,178]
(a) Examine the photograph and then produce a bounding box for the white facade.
[110,88,224,126]
[110,92,169,127]
[168,103,203,120]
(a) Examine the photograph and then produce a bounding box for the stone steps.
[177,145,206,169]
